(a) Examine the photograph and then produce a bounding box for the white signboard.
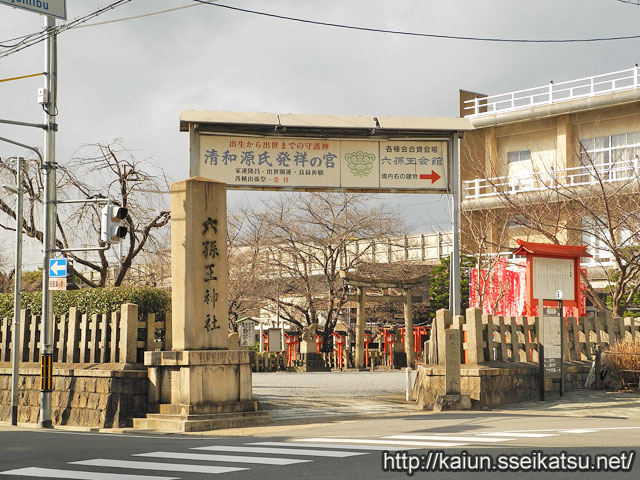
[532,257,575,301]
[197,135,448,193]
[267,328,283,353]
[48,277,67,291]
[0,0,67,20]
[238,319,257,347]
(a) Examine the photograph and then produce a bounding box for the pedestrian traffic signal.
[100,204,128,244]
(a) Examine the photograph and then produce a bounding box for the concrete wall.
[0,363,148,428]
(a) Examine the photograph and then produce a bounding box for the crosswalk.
[1,427,638,479]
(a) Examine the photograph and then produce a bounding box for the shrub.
[0,287,170,320]
[605,340,640,390]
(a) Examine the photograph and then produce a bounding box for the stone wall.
[0,363,148,427]
[413,361,591,409]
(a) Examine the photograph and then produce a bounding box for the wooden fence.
[0,304,170,364]
[433,308,640,365]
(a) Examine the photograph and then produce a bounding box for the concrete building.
[459,65,640,306]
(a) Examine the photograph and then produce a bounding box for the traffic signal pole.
[40,15,57,428]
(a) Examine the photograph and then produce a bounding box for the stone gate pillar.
[134,177,269,432]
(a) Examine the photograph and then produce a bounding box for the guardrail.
[463,65,640,118]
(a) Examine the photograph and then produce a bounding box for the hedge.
[0,287,171,320]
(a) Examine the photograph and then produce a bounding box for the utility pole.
[40,15,58,429]
[449,134,461,316]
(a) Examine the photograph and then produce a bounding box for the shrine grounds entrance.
[180,110,472,383]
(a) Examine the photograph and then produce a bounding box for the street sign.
[198,136,449,193]
[0,0,67,20]
[49,258,67,278]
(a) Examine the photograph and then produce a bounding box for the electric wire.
[193,0,640,44]
[0,0,132,59]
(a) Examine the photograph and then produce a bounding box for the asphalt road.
[1,412,639,479]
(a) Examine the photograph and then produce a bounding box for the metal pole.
[450,134,461,316]
[40,15,57,429]
[559,299,564,397]
[10,158,25,426]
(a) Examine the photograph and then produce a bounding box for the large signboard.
[532,257,575,301]
[197,135,448,193]
[0,0,67,19]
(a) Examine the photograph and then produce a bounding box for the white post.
[634,64,638,90]
[10,158,25,426]
[259,322,264,353]
[405,367,412,402]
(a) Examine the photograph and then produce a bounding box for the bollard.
[405,367,412,401]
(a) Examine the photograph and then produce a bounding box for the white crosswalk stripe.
[384,434,516,443]
[70,459,247,475]
[477,432,557,438]
[0,467,178,480]
[296,437,467,447]
[192,445,366,457]
[249,441,411,451]
[134,451,312,465]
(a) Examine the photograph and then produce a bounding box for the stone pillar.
[135,178,269,432]
[170,178,228,350]
[355,287,366,368]
[444,328,461,395]
[436,308,452,365]
[404,288,415,368]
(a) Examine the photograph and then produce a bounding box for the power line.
[193,0,640,44]
[0,0,132,59]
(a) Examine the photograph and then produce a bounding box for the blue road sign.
[49,258,67,278]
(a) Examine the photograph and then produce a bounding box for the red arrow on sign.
[419,171,441,183]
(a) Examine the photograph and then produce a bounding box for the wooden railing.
[0,304,170,364]
[432,308,640,365]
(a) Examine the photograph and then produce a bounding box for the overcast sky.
[2,0,640,268]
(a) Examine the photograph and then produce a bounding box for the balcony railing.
[463,158,639,200]
[463,65,640,118]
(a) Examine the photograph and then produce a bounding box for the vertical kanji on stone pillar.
[170,178,229,350]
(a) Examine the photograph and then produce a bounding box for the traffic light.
[101,204,128,244]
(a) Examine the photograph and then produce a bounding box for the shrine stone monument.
[134,177,269,432]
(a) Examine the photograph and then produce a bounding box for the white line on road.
[385,435,515,443]
[70,459,246,475]
[249,441,419,451]
[297,438,467,447]
[134,451,311,466]
[0,467,178,480]
[476,432,556,438]
[192,445,365,457]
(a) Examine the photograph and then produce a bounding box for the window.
[579,130,640,180]
[507,149,532,163]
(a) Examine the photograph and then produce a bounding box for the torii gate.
[340,271,428,368]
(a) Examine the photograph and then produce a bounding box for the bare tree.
[463,136,640,316]
[0,140,170,287]
[227,192,406,343]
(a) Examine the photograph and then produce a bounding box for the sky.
[2,0,640,269]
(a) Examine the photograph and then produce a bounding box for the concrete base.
[133,410,272,433]
[134,349,268,431]
[433,394,471,412]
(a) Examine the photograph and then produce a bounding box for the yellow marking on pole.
[0,72,45,83]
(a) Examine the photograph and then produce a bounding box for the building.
[459,65,640,314]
